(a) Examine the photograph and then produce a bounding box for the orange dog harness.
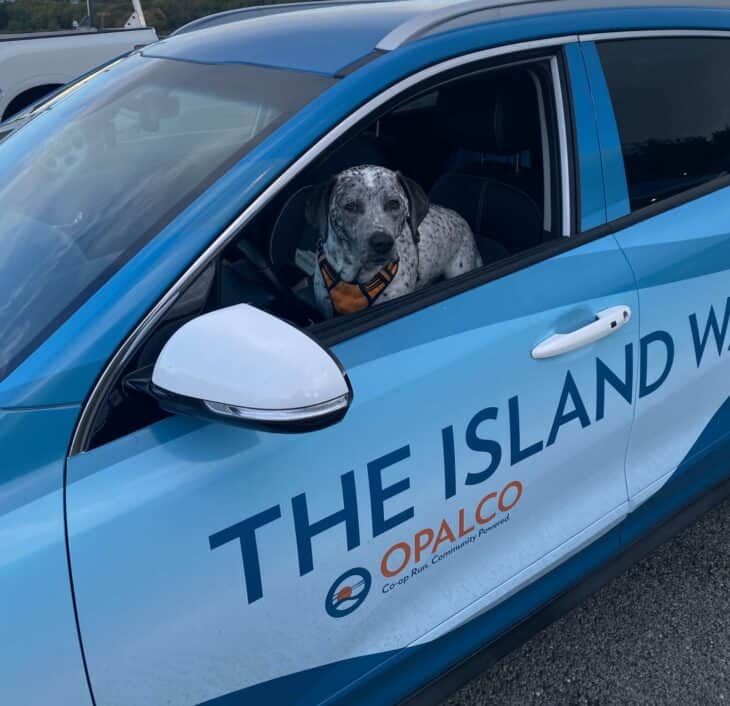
[318,251,399,316]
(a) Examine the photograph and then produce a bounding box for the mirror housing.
[150,304,352,432]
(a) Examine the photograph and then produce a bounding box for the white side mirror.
[150,304,352,431]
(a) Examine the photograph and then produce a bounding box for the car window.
[0,54,333,381]
[256,59,561,323]
[597,37,730,211]
[87,56,566,449]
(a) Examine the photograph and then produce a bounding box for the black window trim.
[67,34,588,455]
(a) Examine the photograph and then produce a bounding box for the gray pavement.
[443,496,730,706]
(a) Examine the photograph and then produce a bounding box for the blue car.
[3,1,730,704]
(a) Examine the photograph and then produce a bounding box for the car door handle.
[532,305,632,360]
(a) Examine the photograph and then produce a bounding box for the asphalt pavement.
[443,495,730,706]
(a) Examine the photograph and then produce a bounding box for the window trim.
[70,34,579,456]
[579,29,730,42]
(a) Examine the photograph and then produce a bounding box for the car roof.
[146,1,447,75]
[145,0,730,76]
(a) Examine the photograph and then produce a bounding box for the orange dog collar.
[318,251,399,316]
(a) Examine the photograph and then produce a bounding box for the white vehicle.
[0,0,156,121]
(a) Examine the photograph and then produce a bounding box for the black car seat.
[429,69,544,260]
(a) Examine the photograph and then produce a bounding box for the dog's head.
[307,165,429,282]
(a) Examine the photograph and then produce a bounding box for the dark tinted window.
[598,37,730,211]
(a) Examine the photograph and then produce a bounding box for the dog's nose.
[369,231,394,255]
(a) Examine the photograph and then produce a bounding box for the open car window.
[255,58,562,325]
[88,55,565,449]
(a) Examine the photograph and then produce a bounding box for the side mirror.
[150,304,352,432]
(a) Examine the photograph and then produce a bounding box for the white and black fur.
[308,165,482,318]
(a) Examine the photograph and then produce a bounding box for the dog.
[308,165,482,319]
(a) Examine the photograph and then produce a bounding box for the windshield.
[0,54,333,381]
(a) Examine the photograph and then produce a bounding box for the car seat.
[428,69,544,258]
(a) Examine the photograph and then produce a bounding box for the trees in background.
[0,0,87,34]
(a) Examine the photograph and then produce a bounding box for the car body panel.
[66,235,638,705]
[614,194,730,503]
[0,405,90,706]
[563,42,605,231]
[577,40,631,222]
[2,4,730,706]
[347,400,730,706]
[580,38,730,507]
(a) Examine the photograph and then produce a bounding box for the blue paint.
[292,471,361,576]
[66,225,638,706]
[689,298,730,368]
[196,397,730,706]
[579,41,631,221]
[5,6,730,705]
[616,230,730,290]
[367,446,414,537]
[209,505,283,605]
[0,405,92,706]
[197,651,399,706]
[564,42,606,230]
[638,331,674,398]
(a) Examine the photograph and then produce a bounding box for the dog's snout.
[369,231,394,255]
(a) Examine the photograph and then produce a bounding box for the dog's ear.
[397,172,430,243]
[305,177,337,240]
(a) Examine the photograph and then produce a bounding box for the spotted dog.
[308,165,482,318]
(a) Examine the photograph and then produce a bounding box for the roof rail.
[377,0,730,51]
[376,0,547,51]
[172,0,393,36]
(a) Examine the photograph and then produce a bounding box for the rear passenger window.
[598,37,730,211]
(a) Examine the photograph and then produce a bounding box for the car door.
[65,49,638,706]
[583,35,730,515]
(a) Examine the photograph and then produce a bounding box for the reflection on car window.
[598,37,730,211]
[0,55,333,381]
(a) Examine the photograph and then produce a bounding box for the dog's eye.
[343,201,361,214]
[385,199,401,212]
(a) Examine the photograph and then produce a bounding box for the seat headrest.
[435,69,539,154]
[429,173,542,254]
[270,185,320,268]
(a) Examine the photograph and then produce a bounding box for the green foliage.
[0,0,88,34]
[0,0,315,35]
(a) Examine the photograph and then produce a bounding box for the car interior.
[89,58,563,448]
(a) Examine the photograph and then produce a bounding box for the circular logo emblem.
[325,567,372,618]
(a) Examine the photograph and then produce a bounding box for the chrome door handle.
[532,305,632,360]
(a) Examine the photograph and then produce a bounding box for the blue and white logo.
[325,567,372,618]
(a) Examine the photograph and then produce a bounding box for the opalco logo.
[325,567,372,618]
